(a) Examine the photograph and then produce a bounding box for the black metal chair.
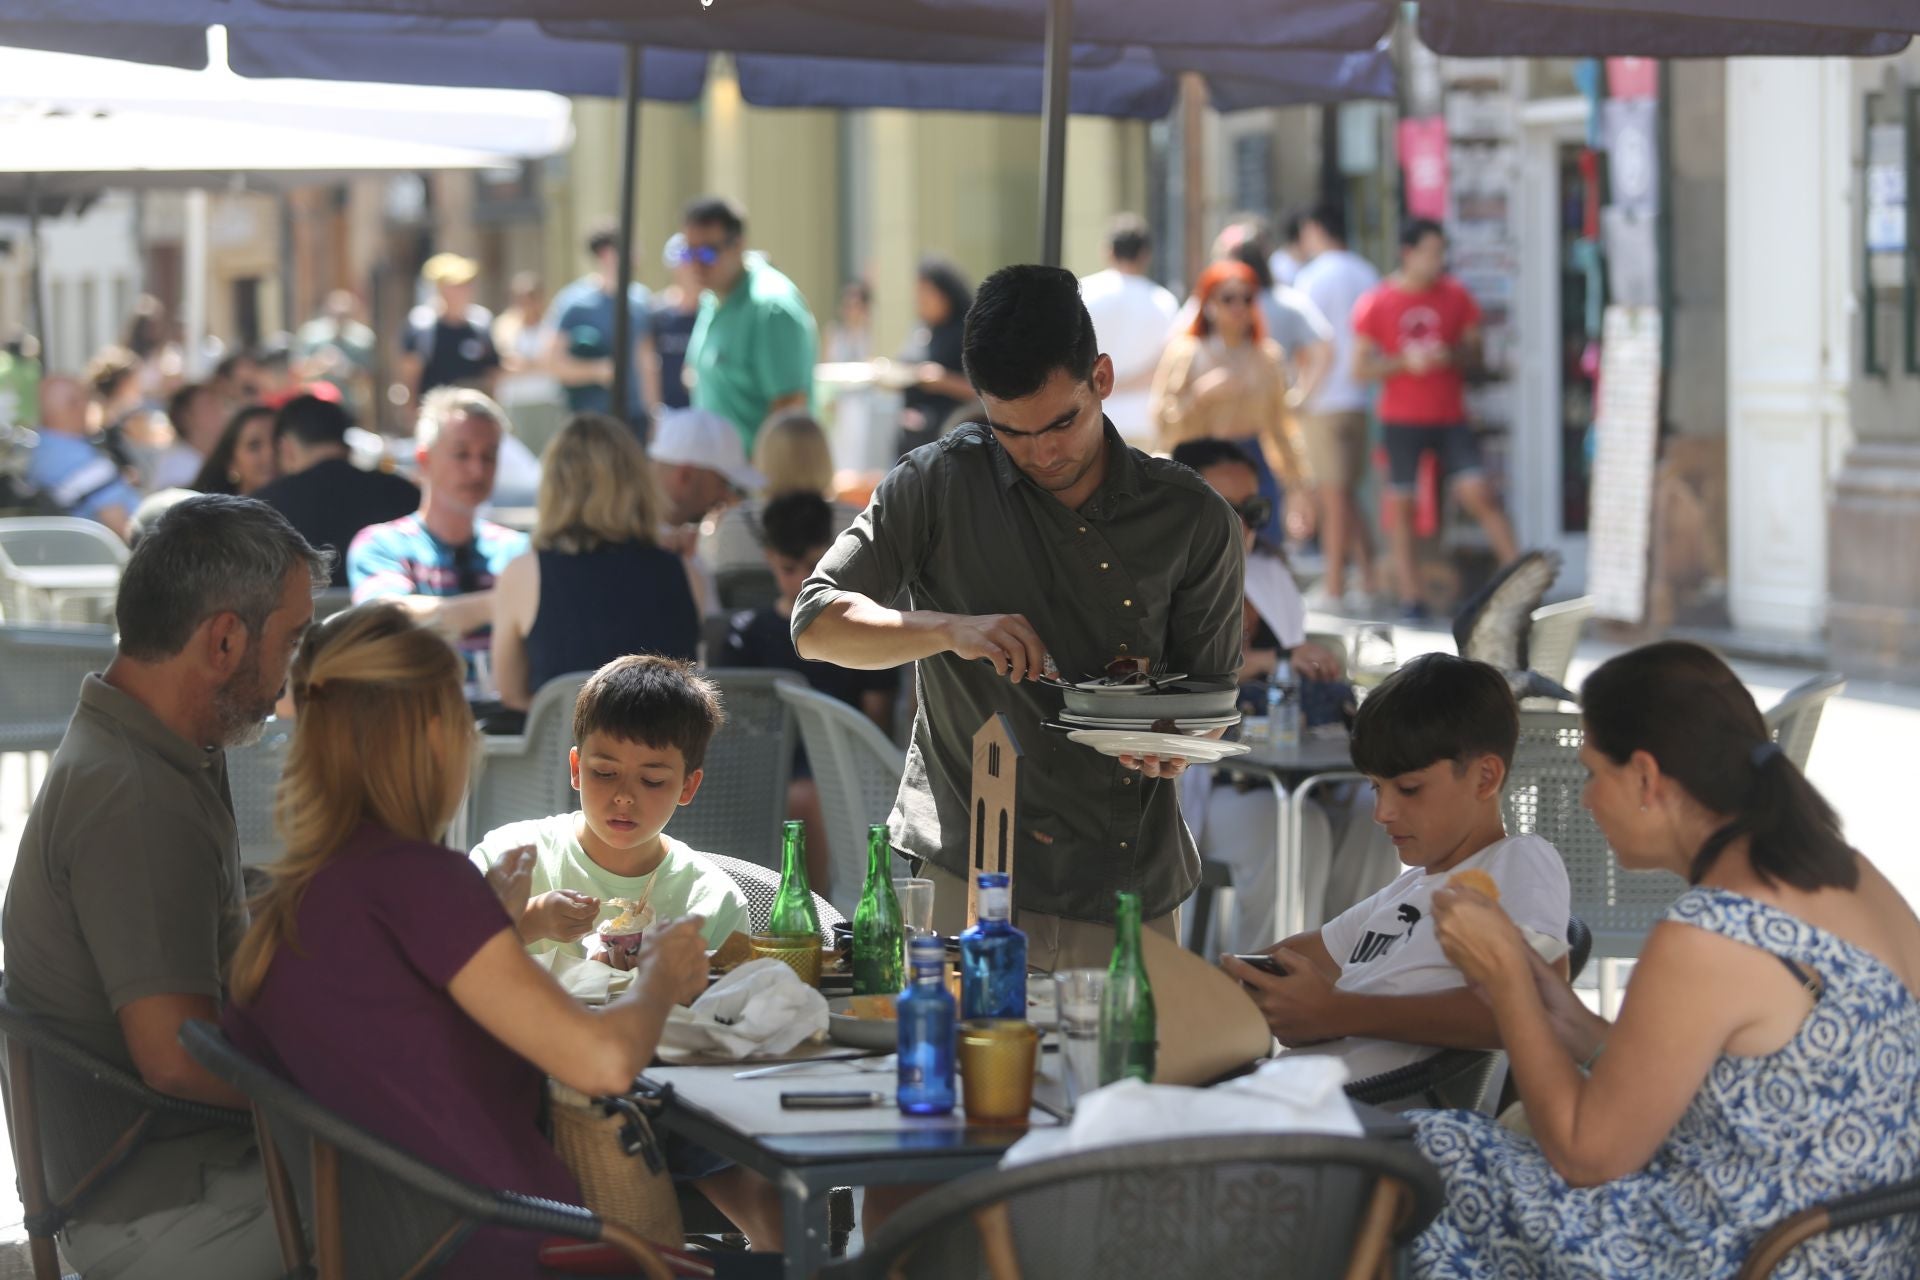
[817,1133,1443,1280]
[1346,915,1593,1112]
[0,990,250,1280]
[178,1020,677,1280]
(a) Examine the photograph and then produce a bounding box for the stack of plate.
[1043,676,1250,763]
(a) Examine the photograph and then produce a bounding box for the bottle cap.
[908,935,945,963]
[975,872,1010,890]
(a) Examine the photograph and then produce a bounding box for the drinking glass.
[893,877,935,938]
[749,933,823,986]
[1052,969,1106,1110]
[957,1019,1039,1125]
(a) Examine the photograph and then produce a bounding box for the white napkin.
[1002,1055,1362,1168]
[537,949,636,1005]
[657,959,830,1061]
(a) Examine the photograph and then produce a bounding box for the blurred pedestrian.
[295,290,377,414]
[1150,260,1301,542]
[190,404,279,498]
[1353,219,1517,620]
[402,252,500,405]
[26,375,136,541]
[702,410,859,580]
[681,196,818,453]
[541,219,658,424]
[650,234,702,413]
[149,382,228,491]
[86,346,166,489]
[253,395,420,586]
[1080,213,1179,447]
[895,257,974,455]
[826,279,871,364]
[492,272,565,423]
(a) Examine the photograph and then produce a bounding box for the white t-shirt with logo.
[1080,268,1179,445]
[1295,248,1382,415]
[1300,834,1571,1079]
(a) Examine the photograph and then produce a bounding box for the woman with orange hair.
[1149,260,1303,541]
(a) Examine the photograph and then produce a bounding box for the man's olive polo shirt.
[793,420,1244,922]
[2,673,251,1220]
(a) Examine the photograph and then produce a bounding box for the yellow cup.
[750,933,823,987]
[958,1019,1040,1126]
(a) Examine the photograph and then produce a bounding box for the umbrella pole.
[26,174,48,372]
[610,41,645,434]
[1037,0,1073,266]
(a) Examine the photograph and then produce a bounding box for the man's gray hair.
[115,494,332,662]
[416,385,513,453]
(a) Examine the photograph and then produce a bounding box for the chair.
[0,993,250,1280]
[1763,673,1846,773]
[1524,596,1594,686]
[816,1133,1443,1280]
[0,517,127,625]
[178,1021,676,1280]
[1506,709,1685,1010]
[665,670,800,870]
[0,624,115,808]
[773,682,907,912]
[466,670,594,847]
[1736,1176,1920,1278]
[313,586,354,622]
[227,719,294,866]
[702,850,845,947]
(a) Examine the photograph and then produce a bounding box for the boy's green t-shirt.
[471,812,750,955]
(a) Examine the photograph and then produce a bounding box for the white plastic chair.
[227,719,294,866]
[0,517,127,624]
[464,671,593,848]
[664,669,800,870]
[0,623,116,806]
[1763,673,1846,773]
[774,681,908,913]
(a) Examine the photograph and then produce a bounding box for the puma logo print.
[1349,904,1423,965]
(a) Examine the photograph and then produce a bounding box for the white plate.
[826,997,900,1050]
[1058,712,1241,732]
[1066,673,1189,693]
[1064,729,1251,762]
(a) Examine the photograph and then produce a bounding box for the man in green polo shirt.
[680,195,818,453]
[3,495,329,1278]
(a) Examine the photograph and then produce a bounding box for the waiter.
[793,265,1243,970]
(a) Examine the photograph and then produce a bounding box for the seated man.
[2,494,328,1278]
[250,393,420,586]
[1222,653,1571,1080]
[25,375,138,541]
[468,654,774,1245]
[347,386,529,675]
[725,489,901,890]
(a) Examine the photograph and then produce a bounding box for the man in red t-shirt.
[1352,219,1517,619]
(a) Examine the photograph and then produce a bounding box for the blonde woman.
[702,411,859,578]
[220,604,723,1273]
[491,414,701,710]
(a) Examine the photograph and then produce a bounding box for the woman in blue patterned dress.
[1415,641,1920,1279]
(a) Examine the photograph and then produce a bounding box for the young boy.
[471,654,750,962]
[1222,653,1571,1079]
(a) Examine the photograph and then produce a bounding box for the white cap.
[648,407,763,493]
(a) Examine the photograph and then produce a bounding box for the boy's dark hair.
[682,195,746,241]
[586,218,620,257]
[1109,213,1152,263]
[1350,653,1518,779]
[573,655,726,772]
[1305,200,1347,244]
[273,394,353,447]
[1401,218,1446,251]
[1170,437,1256,476]
[962,264,1098,403]
[758,489,834,561]
[1227,240,1275,291]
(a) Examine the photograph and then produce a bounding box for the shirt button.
[1117,643,1129,652]
[1122,777,1133,786]
[1077,526,1087,534]
[1123,598,1133,607]
[1119,840,1130,849]
[1100,562,1110,571]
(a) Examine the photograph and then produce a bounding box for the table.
[636,1056,1068,1280]
[1209,735,1364,941]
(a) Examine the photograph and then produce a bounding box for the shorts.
[1299,410,1370,491]
[1381,422,1484,493]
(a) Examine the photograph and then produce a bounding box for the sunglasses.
[673,242,727,266]
[1213,292,1256,306]
[1232,496,1273,529]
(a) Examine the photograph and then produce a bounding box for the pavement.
[0,626,1912,1260]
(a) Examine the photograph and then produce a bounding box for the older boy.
[471,655,748,959]
[1223,653,1571,1078]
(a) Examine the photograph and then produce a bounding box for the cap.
[648,407,763,493]
[421,252,480,286]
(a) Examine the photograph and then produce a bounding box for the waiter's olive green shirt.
[793,420,1243,922]
[2,673,252,1223]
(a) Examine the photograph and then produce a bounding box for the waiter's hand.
[1117,752,1188,779]
[945,612,1048,683]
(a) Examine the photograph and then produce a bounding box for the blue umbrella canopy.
[1484,0,1920,34]
[1418,0,1912,56]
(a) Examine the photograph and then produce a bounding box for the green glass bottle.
[768,819,822,939]
[1097,891,1157,1085]
[851,825,906,995]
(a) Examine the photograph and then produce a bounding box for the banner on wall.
[1397,116,1450,222]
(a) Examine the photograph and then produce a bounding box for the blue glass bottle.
[958,872,1028,1020]
[896,935,956,1115]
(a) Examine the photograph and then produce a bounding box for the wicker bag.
[547,1080,684,1247]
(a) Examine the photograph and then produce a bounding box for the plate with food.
[1058,711,1240,733]
[1064,729,1250,763]
[827,994,900,1050]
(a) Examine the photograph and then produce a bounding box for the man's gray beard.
[211,652,275,748]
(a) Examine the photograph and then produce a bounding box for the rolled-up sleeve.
[792,452,934,644]
[1165,488,1245,682]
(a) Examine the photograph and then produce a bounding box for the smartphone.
[779,1091,884,1110]
[1229,953,1289,977]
